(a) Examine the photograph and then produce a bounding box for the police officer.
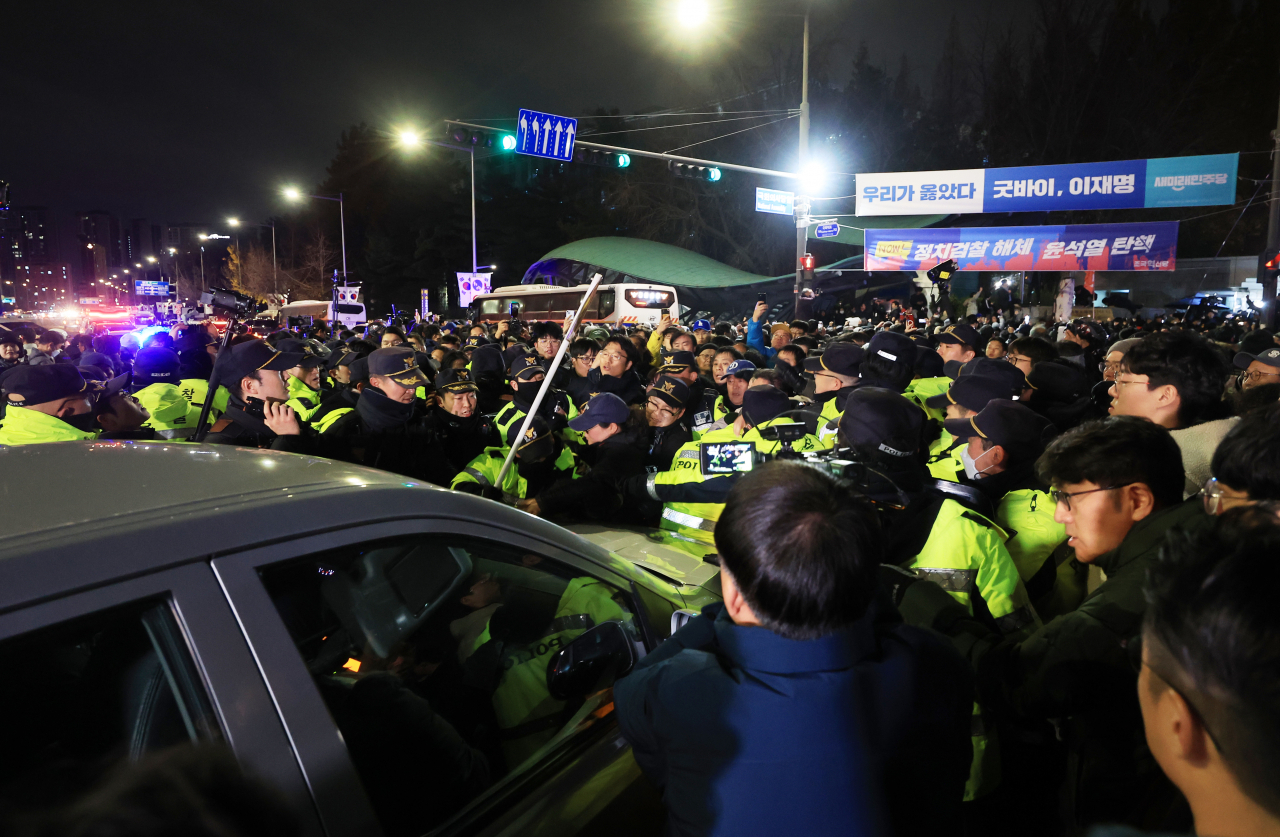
[0,364,99,445]
[836,387,1037,801]
[276,338,324,422]
[935,323,982,366]
[644,374,693,472]
[494,354,576,445]
[903,347,950,421]
[131,347,202,439]
[204,339,308,449]
[704,359,756,431]
[310,345,371,430]
[173,326,228,421]
[922,367,1024,482]
[451,415,578,501]
[653,350,708,434]
[93,372,153,439]
[421,365,500,485]
[944,399,1065,605]
[642,386,823,546]
[857,330,918,392]
[803,342,863,442]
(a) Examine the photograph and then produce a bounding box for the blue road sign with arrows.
[516,109,578,160]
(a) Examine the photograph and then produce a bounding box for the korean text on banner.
[456,273,492,308]
[856,153,1237,216]
[864,221,1178,272]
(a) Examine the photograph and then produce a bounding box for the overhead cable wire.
[662,114,797,154]
[580,112,797,138]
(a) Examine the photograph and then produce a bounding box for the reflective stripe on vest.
[912,566,978,594]
[662,507,715,532]
[463,467,491,487]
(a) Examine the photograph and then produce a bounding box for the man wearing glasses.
[895,416,1209,832]
[1232,345,1280,391]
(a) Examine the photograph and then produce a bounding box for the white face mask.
[960,445,996,481]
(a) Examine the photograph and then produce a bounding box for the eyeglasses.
[1098,361,1122,375]
[647,399,678,418]
[599,350,626,363]
[1005,354,1032,366]
[572,354,594,364]
[1199,477,1252,515]
[1242,369,1280,383]
[1050,483,1135,511]
[1111,376,1148,390]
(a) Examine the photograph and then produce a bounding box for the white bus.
[468,283,679,327]
[277,299,366,329]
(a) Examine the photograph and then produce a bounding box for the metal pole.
[338,192,348,280]
[496,272,604,491]
[470,148,478,274]
[793,4,811,315]
[200,246,205,288]
[445,120,802,180]
[271,224,278,295]
[1260,74,1280,329]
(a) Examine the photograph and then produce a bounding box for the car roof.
[0,441,672,614]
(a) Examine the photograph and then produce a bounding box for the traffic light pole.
[794,3,811,319]
[1260,74,1280,329]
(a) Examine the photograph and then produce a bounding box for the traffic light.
[667,161,722,182]
[447,125,516,151]
[573,148,631,169]
[799,252,815,286]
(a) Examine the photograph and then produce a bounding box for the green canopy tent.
[520,214,945,321]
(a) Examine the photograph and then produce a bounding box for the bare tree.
[220,244,245,294]
[293,232,335,300]
[239,243,279,300]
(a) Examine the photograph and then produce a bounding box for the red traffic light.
[800,253,815,271]
[1267,252,1280,271]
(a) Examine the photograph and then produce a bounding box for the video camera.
[699,420,911,508]
[200,287,256,319]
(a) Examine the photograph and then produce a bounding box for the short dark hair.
[788,320,808,333]
[1008,336,1058,366]
[1211,403,1280,500]
[603,335,638,368]
[775,345,805,367]
[1122,331,1230,427]
[1145,508,1280,818]
[439,350,468,370]
[382,326,407,342]
[715,462,883,639]
[714,346,742,363]
[568,338,598,358]
[1036,416,1185,507]
[36,331,63,346]
[437,334,461,348]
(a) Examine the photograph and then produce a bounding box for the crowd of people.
[2,295,1279,837]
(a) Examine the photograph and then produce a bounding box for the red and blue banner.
[864,220,1178,272]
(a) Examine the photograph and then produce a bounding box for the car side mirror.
[546,620,636,701]
[670,609,698,635]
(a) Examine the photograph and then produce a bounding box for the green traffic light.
[616,154,631,168]
[501,134,517,151]
[708,167,722,182]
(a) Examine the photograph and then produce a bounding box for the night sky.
[3,0,1028,232]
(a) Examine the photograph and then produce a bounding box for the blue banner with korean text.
[864,221,1179,272]
[855,153,1237,216]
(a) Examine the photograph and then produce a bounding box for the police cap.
[214,339,306,387]
[936,323,982,351]
[803,343,863,377]
[838,387,922,458]
[434,366,479,395]
[740,385,793,426]
[657,350,696,374]
[368,347,430,387]
[648,375,691,409]
[1,364,90,407]
[275,338,322,368]
[944,399,1058,460]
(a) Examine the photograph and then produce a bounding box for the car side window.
[0,599,219,817]
[257,535,638,837]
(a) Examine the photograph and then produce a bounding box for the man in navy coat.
[615,461,974,837]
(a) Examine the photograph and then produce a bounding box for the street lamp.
[282,188,347,280]
[396,129,479,277]
[677,0,812,310]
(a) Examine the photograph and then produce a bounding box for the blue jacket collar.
[712,605,877,674]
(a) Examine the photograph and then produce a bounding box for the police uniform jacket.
[564,367,645,408]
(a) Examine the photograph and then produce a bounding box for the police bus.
[277,299,366,329]
[468,283,679,327]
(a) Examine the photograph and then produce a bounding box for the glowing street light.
[398,128,422,148]
[227,217,240,227]
[676,0,709,27]
[282,187,347,279]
